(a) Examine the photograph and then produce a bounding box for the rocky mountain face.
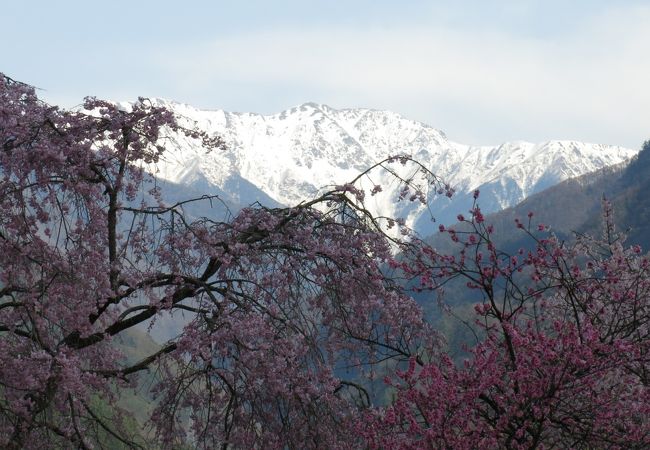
[139,99,637,236]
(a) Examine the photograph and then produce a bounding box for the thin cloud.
[154,4,650,148]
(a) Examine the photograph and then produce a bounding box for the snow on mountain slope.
[140,99,637,235]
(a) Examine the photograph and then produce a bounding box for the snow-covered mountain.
[140,99,637,235]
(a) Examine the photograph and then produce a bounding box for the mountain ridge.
[133,99,637,234]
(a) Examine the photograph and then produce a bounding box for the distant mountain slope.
[416,141,650,359]
[133,99,636,235]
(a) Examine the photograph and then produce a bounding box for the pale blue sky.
[3,1,649,148]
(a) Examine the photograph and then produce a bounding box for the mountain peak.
[300,101,327,110]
